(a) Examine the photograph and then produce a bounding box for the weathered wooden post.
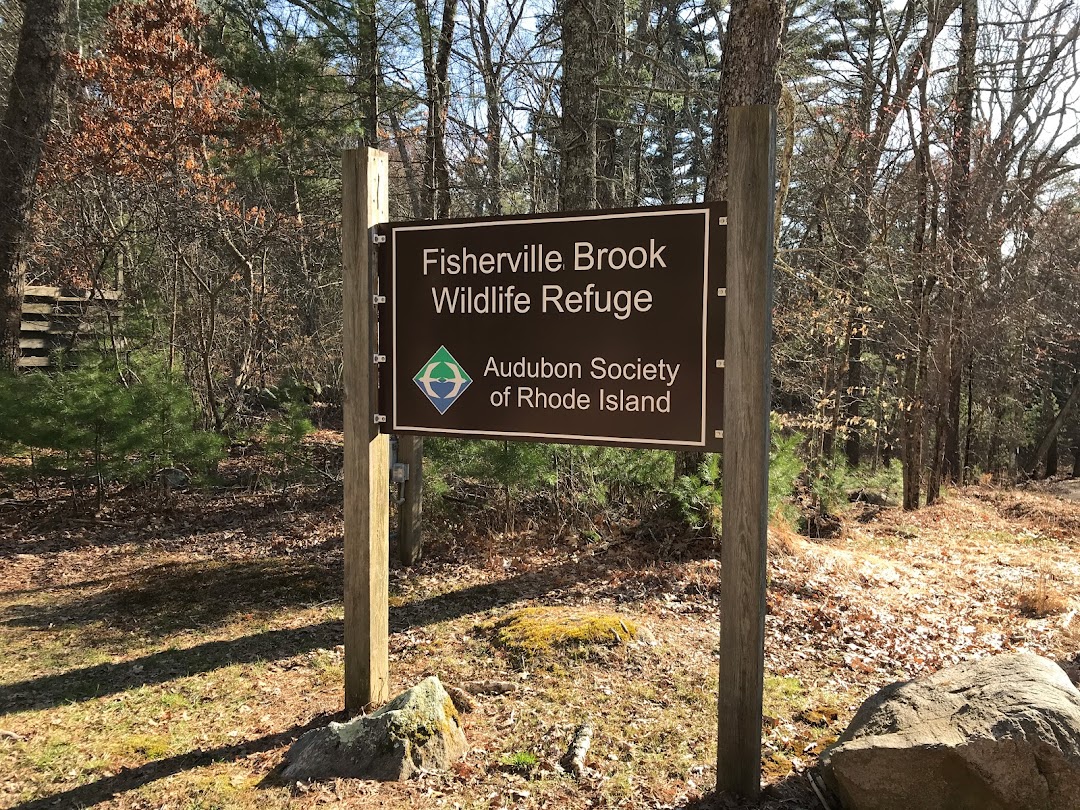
[398,435,424,565]
[717,104,775,798]
[342,147,390,714]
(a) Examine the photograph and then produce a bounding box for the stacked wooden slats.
[18,286,122,369]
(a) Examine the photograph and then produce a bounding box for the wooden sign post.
[343,148,390,715]
[716,105,775,798]
[341,132,772,796]
[397,435,424,565]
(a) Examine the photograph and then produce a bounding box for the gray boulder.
[819,653,1080,810]
[282,676,467,782]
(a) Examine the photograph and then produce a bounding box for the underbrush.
[0,353,222,504]
[424,439,674,532]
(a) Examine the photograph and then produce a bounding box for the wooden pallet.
[18,286,122,369]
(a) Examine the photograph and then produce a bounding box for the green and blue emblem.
[414,346,472,414]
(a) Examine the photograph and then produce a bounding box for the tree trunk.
[941,0,977,481]
[595,0,624,208]
[356,0,378,145]
[901,47,935,510]
[470,0,515,216]
[839,6,884,471]
[1046,435,1059,479]
[432,0,456,218]
[415,0,458,218]
[1024,376,1080,478]
[705,0,782,202]
[0,0,68,374]
[560,0,600,210]
[681,0,782,483]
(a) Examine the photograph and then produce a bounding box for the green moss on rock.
[489,606,638,660]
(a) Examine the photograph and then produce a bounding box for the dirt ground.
[1,445,1079,810]
[1054,478,1080,502]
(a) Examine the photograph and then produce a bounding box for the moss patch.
[488,606,638,660]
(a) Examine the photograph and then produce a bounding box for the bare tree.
[463,0,526,215]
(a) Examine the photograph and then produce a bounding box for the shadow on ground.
[0,549,651,715]
[0,620,342,715]
[2,558,340,637]
[681,773,821,809]
[0,486,342,558]
[5,713,337,810]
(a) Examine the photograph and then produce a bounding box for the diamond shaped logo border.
[413,346,472,415]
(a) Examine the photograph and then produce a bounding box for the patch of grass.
[308,647,345,687]
[763,675,804,717]
[0,625,115,679]
[116,733,172,760]
[24,738,80,774]
[845,462,903,505]
[601,769,635,804]
[158,690,195,711]
[974,528,1056,547]
[500,750,538,774]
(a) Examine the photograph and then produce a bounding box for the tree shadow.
[0,497,726,718]
[0,485,342,558]
[2,558,340,638]
[0,550,642,716]
[679,772,821,809]
[6,713,336,810]
[0,620,342,716]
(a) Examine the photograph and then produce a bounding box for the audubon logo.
[414,346,472,414]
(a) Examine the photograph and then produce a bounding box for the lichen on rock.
[281,675,467,782]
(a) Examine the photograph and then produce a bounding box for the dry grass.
[1016,564,1072,617]
[1,471,1079,809]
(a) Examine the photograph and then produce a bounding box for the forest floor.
[1,434,1079,810]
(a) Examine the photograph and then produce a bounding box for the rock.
[281,676,467,782]
[445,684,475,713]
[157,467,189,491]
[819,653,1080,810]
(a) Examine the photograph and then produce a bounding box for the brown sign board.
[377,205,725,451]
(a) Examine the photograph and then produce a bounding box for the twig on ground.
[808,771,836,810]
[446,685,475,713]
[561,722,593,778]
[461,680,518,695]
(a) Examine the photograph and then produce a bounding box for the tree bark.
[595,0,623,208]
[900,42,936,510]
[560,0,600,210]
[414,0,458,218]
[705,0,783,202]
[941,0,977,482]
[678,0,782,483]
[477,11,503,215]
[0,0,68,374]
[356,0,378,145]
